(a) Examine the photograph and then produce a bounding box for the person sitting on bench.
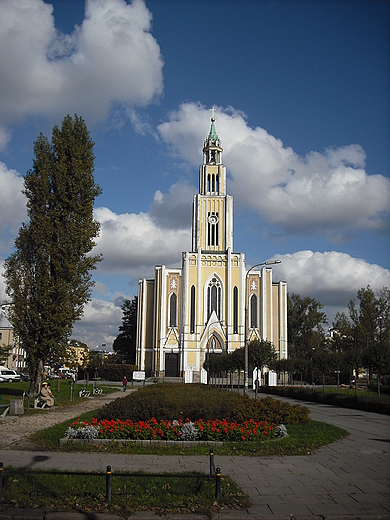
[40,382,54,407]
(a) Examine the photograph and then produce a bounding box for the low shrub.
[262,386,390,415]
[96,384,309,425]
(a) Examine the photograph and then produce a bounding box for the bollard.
[209,448,215,475]
[106,465,112,502]
[215,467,221,503]
[0,462,3,499]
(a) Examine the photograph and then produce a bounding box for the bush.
[87,364,136,382]
[97,384,309,425]
[262,386,390,415]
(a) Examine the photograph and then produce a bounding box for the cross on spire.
[210,106,217,121]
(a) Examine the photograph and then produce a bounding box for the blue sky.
[0,0,389,349]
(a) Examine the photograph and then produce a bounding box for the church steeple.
[202,118,223,170]
[192,115,233,252]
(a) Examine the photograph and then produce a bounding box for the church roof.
[0,312,12,330]
[208,118,218,141]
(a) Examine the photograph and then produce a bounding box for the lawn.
[3,384,349,516]
[31,384,349,456]
[0,380,120,411]
[1,467,249,517]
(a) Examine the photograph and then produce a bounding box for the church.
[136,116,287,383]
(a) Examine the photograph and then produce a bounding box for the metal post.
[106,465,112,502]
[0,462,3,499]
[215,467,221,502]
[209,448,215,475]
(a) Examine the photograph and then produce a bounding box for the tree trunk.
[322,371,325,393]
[29,358,44,398]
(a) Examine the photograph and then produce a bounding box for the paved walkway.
[0,392,389,519]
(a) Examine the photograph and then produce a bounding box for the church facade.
[136,117,287,382]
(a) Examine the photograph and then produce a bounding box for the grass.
[263,384,390,414]
[3,385,349,516]
[31,409,348,456]
[317,386,390,402]
[0,381,120,410]
[1,468,249,517]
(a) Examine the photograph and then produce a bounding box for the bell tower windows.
[207,212,219,247]
[206,173,220,194]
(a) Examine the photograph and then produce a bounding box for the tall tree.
[113,296,138,364]
[4,115,101,396]
[287,293,328,359]
[333,286,390,395]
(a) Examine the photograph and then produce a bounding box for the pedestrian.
[122,375,128,392]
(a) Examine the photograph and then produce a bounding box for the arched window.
[207,277,221,320]
[190,285,195,334]
[250,294,258,329]
[216,174,219,194]
[233,286,238,334]
[169,293,177,327]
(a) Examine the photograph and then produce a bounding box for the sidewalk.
[0,392,389,519]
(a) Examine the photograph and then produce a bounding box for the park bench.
[78,389,90,398]
[0,396,10,417]
[34,396,48,409]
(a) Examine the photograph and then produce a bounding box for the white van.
[0,366,21,382]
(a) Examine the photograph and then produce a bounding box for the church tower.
[136,116,287,383]
[192,117,233,253]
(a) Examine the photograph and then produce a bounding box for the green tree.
[332,286,390,396]
[287,293,328,360]
[4,115,101,397]
[248,339,277,395]
[0,344,12,366]
[113,297,138,364]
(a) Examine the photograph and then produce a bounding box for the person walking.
[122,375,128,392]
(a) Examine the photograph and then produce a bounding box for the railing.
[0,449,221,503]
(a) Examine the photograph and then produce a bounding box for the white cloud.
[272,250,390,314]
[94,206,190,279]
[72,295,125,348]
[0,162,26,252]
[148,183,194,229]
[0,127,11,152]
[158,103,390,239]
[0,0,163,127]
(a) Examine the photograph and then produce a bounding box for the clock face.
[208,215,219,225]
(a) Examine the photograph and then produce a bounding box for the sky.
[0,0,389,350]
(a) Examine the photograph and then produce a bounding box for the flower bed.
[65,416,283,443]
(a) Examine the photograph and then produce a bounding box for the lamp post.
[244,260,281,396]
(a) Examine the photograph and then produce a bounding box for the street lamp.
[244,260,281,395]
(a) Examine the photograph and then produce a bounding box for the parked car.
[0,367,21,382]
[18,372,30,381]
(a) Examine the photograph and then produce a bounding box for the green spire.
[208,118,218,140]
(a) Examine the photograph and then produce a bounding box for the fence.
[0,449,221,503]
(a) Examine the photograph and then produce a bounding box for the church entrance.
[165,353,179,377]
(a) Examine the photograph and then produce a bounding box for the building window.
[190,285,195,334]
[233,286,238,334]
[207,212,219,247]
[0,332,2,341]
[250,294,258,329]
[207,277,221,320]
[169,293,177,327]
